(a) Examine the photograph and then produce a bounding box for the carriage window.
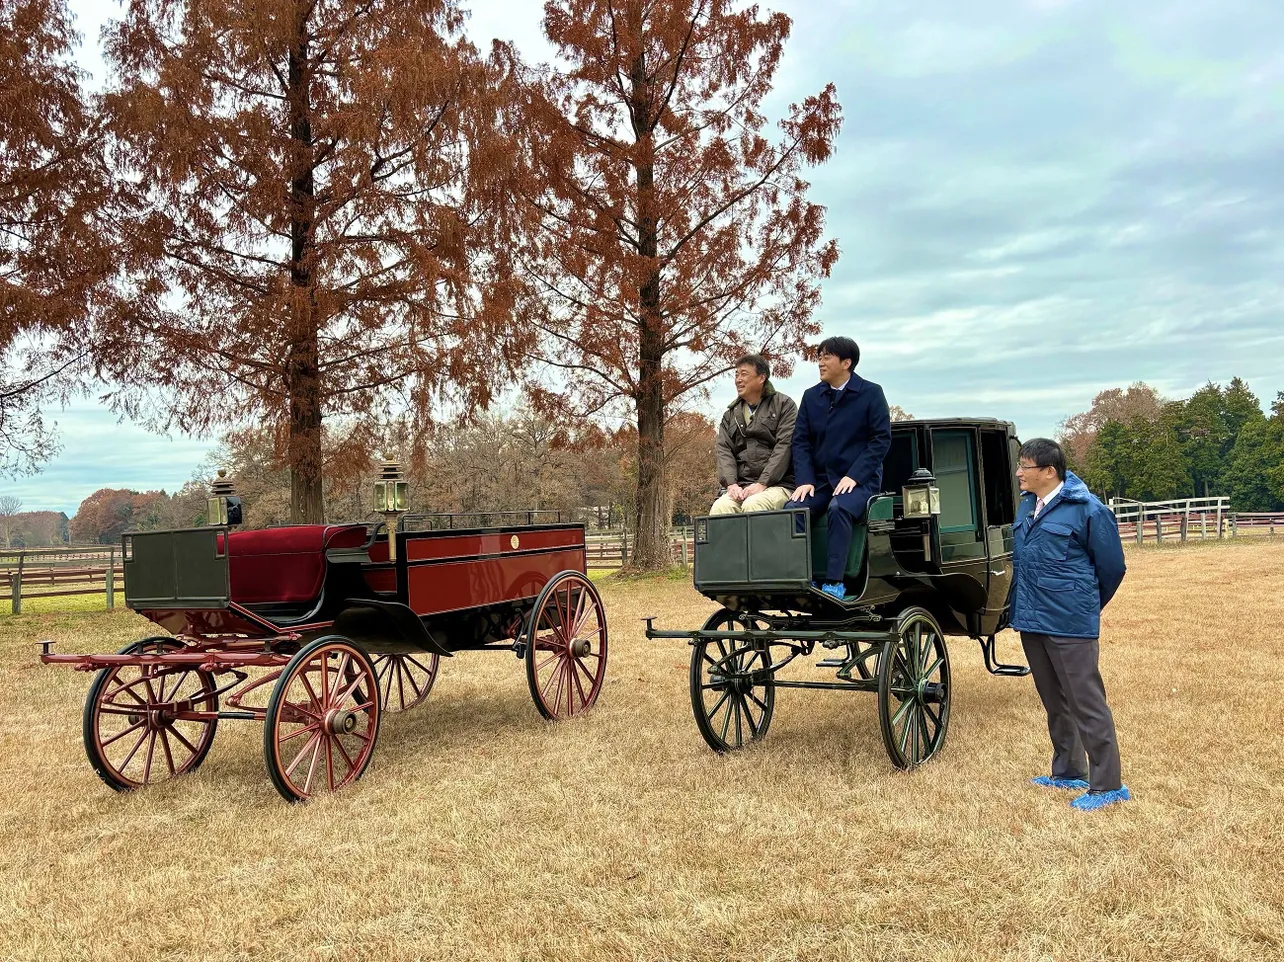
[980,430,1015,525]
[882,431,918,495]
[931,430,985,561]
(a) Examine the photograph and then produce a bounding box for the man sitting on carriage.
[787,335,893,601]
[709,353,799,515]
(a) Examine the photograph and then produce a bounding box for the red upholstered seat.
[221,524,368,605]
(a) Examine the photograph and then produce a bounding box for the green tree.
[1176,382,1230,496]
[1080,419,1127,499]
[1124,414,1191,501]
[1225,415,1284,511]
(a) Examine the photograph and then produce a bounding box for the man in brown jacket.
[710,354,798,515]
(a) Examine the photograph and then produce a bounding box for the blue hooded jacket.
[1010,471,1126,640]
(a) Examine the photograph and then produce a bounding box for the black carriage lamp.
[902,467,941,519]
[207,470,243,527]
[902,467,940,562]
[373,458,410,561]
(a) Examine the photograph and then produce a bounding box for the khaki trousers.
[709,486,792,515]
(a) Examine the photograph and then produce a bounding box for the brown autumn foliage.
[510,0,842,569]
[1057,381,1166,469]
[95,0,526,523]
[0,0,112,476]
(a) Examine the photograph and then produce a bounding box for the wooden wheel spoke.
[897,708,913,756]
[159,728,177,776]
[891,695,915,727]
[285,731,322,778]
[279,720,321,744]
[166,723,201,756]
[143,730,158,783]
[119,727,150,770]
[303,736,323,796]
[299,671,325,716]
[329,653,351,702]
[101,720,145,748]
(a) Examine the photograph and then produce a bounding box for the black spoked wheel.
[690,609,775,754]
[850,639,881,680]
[877,607,951,770]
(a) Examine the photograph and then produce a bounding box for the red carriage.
[39,471,609,802]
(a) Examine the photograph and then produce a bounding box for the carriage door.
[979,428,1017,633]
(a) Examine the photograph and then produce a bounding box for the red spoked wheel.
[263,636,381,803]
[371,653,440,712]
[82,636,219,792]
[524,571,608,720]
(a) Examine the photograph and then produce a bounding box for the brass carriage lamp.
[373,459,410,561]
[902,468,941,519]
[207,470,243,527]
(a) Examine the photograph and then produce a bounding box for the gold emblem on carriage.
[510,535,520,550]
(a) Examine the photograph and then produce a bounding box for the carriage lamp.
[902,468,941,519]
[373,459,410,561]
[207,470,243,527]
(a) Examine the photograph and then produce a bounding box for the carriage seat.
[221,524,369,605]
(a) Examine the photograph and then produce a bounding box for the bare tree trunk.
[286,25,324,523]
[627,50,671,571]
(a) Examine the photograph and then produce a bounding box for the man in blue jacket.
[1011,438,1130,811]
[786,336,892,601]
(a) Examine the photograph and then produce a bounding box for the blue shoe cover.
[820,582,846,601]
[1071,786,1132,811]
[1031,775,1089,790]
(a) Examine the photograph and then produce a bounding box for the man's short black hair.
[1018,438,1067,481]
[735,354,770,379]
[818,335,859,371]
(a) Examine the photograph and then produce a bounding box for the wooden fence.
[2,545,123,614]
[1106,497,1284,545]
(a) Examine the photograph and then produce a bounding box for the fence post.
[621,528,628,566]
[681,528,689,567]
[106,546,116,610]
[1201,515,1207,540]
[1231,513,1237,538]
[1154,516,1163,543]
[1180,514,1188,543]
[1216,501,1224,539]
[1135,507,1144,545]
[10,552,21,615]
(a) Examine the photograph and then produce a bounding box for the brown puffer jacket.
[714,383,797,489]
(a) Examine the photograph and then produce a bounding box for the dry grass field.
[1,540,1281,961]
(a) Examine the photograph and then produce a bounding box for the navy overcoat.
[791,373,893,508]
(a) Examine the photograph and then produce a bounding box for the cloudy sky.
[4,0,1282,515]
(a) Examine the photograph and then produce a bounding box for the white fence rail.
[1106,497,1284,544]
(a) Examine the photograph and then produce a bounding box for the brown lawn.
[1,540,1281,961]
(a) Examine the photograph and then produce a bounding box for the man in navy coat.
[786,336,892,600]
[1011,437,1130,811]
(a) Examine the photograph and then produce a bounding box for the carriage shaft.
[646,627,894,644]
[40,651,291,670]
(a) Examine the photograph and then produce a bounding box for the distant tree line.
[1058,378,1284,510]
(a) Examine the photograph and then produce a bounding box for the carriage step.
[816,657,848,669]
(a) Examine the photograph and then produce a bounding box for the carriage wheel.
[82,636,219,792]
[850,640,880,680]
[264,636,381,803]
[689,609,775,754]
[371,653,440,712]
[877,607,951,770]
[524,571,608,720]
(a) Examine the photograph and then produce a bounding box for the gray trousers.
[1020,632,1122,793]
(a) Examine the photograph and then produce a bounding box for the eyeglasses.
[1015,463,1052,473]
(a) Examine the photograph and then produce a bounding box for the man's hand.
[742,483,766,499]
[834,476,858,495]
[790,483,815,502]
[726,484,746,502]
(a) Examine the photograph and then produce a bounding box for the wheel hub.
[325,709,359,735]
[570,637,592,658]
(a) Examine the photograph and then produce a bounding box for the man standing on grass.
[786,335,892,601]
[1011,437,1130,811]
[710,354,798,515]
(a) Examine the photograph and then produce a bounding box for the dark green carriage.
[645,418,1030,770]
